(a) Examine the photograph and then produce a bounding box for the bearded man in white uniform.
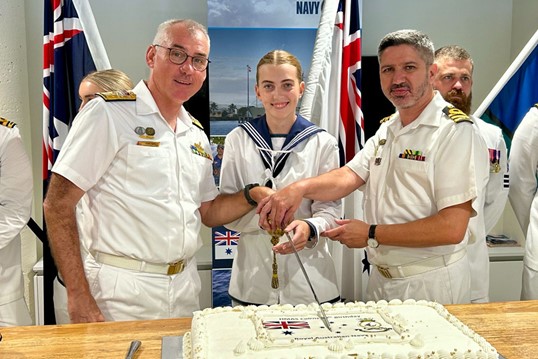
[44,19,268,323]
[258,30,489,304]
[433,45,509,303]
[0,117,33,326]
[509,104,538,300]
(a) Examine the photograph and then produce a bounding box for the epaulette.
[0,117,17,128]
[442,106,473,124]
[534,103,538,109]
[189,113,204,130]
[96,90,136,102]
[380,114,394,124]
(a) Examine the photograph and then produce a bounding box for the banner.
[208,0,322,307]
[474,30,538,151]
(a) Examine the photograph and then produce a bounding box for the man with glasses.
[44,19,268,323]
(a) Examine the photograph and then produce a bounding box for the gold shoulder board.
[97,90,137,102]
[189,113,204,130]
[380,114,394,124]
[442,106,473,124]
[0,117,16,128]
[534,103,538,109]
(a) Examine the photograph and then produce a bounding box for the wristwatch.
[243,183,260,206]
[367,224,379,248]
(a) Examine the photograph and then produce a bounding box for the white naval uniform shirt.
[347,92,488,267]
[0,123,33,306]
[220,124,341,305]
[510,106,538,271]
[53,80,218,265]
[467,116,509,302]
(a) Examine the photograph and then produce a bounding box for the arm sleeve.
[509,109,538,233]
[0,128,33,249]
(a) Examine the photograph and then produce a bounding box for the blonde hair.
[82,69,133,92]
[256,50,303,84]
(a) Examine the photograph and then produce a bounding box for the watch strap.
[243,183,260,206]
[368,224,377,239]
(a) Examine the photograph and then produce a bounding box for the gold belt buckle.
[167,260,184,275]
[377,266,392,279]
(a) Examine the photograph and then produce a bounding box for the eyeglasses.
[153,44,210,71]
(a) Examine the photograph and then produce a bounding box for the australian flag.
[43,0,110,180]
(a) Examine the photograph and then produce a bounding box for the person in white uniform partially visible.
[509,104,538,300]
[0,117,33,327]
[433,45,509,303]
[219,50,341,306]
[52,68,134,324]
[258,29,489,305]
[43,19,267,323]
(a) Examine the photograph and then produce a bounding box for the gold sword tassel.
[269,228,284,289]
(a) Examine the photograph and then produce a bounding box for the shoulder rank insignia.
[0,117,16,128]
[188,113,204,130]
[97,90,136,102]
[442,106,473,124]
[534,103,538,109]
[380,114,394,124]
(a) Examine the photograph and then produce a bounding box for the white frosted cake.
[183,299,498,359]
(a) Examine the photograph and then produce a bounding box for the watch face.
[367,238,379,248]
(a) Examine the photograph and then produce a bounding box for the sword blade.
[285,232,332,331]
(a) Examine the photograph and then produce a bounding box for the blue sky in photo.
[208,0,321,29]
[208,28,317,107]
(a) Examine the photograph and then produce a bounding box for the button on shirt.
[346,92,488,266]
[52,80,218,264]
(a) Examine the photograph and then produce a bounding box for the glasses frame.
[153,44,210,72]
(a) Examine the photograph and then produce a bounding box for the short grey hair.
[434,45,474,74]
[378,29,434,67]
[152,19,210,47]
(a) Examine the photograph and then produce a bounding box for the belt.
[93,251,187,275]
[375,248,466,279]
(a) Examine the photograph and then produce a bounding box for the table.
[1,300,537,358]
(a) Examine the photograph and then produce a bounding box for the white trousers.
[54,254,201,323]
[366,254,471,305]
[0,297,32,327]
[521,264,538,300]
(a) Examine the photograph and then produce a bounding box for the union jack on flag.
[43,0,110,180]
[214,230,240,246]
[335,0,363,163]
[263,320,311,330]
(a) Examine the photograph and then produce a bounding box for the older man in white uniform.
[433,45,509,303]
[44,19,267,323]
[509,104,538,300]
[0,117,33,326]
[259,30,489,304]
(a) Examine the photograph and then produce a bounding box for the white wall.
[18,0,538,316]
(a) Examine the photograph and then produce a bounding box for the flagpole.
[246,65,250,120]
[474,29,538,118]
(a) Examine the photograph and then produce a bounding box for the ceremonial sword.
[285,232,332,331]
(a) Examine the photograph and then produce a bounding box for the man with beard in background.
[434,45,509,303]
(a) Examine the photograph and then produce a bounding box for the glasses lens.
[192,57,209,71]
[169,48,188,65]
